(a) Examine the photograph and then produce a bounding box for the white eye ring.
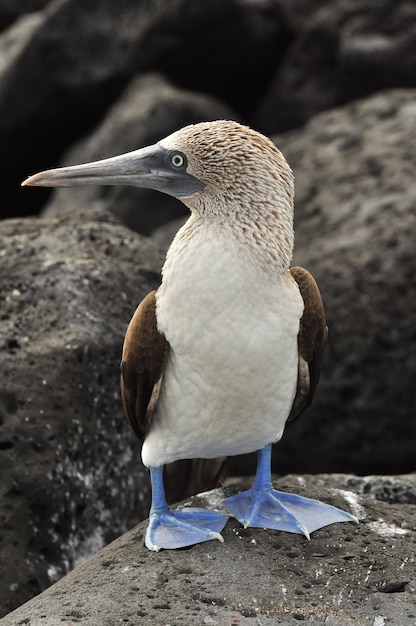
[171,153,184,168]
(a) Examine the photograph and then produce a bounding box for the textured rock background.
[269,89,416,476]
[0,210,163,616]
[0,0,415,619]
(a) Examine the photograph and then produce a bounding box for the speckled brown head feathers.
[161,120,294,212]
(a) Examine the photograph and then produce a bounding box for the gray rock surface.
[1,474,415,626]
[255,0,416,133]
[41,73,238,234]
[276,0,332,30]
[0,209,163,616]
[265,89,416,477]
[0,0,49,32]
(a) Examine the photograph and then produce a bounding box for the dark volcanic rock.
[0,209,164,616]
[255,0,416,133]
[1,474,415,625]
[0,0,49,32]
[41,73,238,235]
[276,0,332,30]
[0,0,287,219]
[267,89,416,476]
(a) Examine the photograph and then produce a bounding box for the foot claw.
[209,531,225,543]
[299,524,310,541]
[145,507,228,551]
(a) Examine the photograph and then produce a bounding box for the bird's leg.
[224,444,358,539]
[145,466,228,551]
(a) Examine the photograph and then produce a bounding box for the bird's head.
[23,121,296,267]
[22,120,294,221]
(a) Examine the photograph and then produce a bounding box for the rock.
[41,73,238,234]
[0,0,287,219]
[345,475,416,505]
[276,0,332,30]
[1,474,415,625]
[151,216,188,251]
[0,209,164,616]
[255,0,416,133]
[264,89,416,476]
[278,0,336,30]
[0,0,48,32]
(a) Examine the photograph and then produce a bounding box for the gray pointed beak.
[21,143,205,198]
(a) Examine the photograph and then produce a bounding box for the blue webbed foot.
[225,445,358,539]
[225,487,357,539]
[145,466,228,551]
[145,506,228,551]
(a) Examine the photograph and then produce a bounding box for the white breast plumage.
[141,220,304,467]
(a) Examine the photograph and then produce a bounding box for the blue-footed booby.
[22,120,357,551]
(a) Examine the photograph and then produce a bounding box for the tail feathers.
[164,457,227,505]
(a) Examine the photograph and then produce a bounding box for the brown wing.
[288,266,328,422]
[120,290,168,441]
[120,289,228,503]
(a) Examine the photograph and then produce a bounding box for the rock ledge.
[1,474,415,626]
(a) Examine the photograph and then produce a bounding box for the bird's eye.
[171,153,185,168]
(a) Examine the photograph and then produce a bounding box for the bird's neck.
[166,205,294,282]
[231,198,294,273]
[183,182,295,274]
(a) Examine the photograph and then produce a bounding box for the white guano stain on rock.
[367,519,409,537]
[183,487,228,514]
[333,488,366,519]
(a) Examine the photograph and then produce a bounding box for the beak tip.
[21,175,37,187]
[21,173,49,187]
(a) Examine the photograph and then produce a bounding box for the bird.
[22,120,357,551]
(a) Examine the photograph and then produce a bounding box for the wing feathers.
[288,266,328,422]
[120,290,167,441]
